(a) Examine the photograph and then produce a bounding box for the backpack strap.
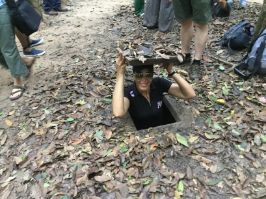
[234,62,251,80]
[235,39,266,80]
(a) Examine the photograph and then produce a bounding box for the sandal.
[177,53,192,65]
[9,86,26,101]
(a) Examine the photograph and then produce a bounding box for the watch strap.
[168,71,176,77]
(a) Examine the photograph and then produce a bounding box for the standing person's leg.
[143,0,161,29]
[43,0,52,12]
[134,0,145,16]
[53,0,68,12]
[172,0,193,63]
[180,19,193,56]
[189,0,211,80]
[0,51,8,69]
[191,0,211,62]
[53,0,61,11]
[15,29,30,49]
[0,6,29,79]
[194,23,208,61]
[0,5,33,100]
[158,0,175,32]
[15,29,45,57]
[43,0,58,15]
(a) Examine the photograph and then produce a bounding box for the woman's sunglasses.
[134,72,153,79]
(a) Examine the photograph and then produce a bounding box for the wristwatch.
[168,71,176,77]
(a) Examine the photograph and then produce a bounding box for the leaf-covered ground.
[0,0,265,198]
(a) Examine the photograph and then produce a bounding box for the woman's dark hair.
[133,65,154,74]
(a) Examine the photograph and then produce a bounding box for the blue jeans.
[43,0,61,12]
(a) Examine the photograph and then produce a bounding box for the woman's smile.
[136,78,151,91]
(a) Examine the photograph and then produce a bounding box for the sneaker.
[23,48,46,57]
[44,10,58,15]
[188,60,204,81]
[143,24,158,30]
[29,38,44,48]
[55,7,69,12]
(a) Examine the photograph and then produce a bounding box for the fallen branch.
[208,55,234,67]
[34,67,49,75]
[208,55,237,73]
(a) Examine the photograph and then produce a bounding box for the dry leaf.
[104,128,112,140]
[0,134,7,146]
[126,167,138,178]
[150,143,158,151]
[76,174,88,186]
[35,128,46,136]
[256,174,265,183]
[189,135,199,143]
[5,119,13,127]
[8,110,15,116]
[0,186,11,199]
[0,176,16,188]
[14,155,28,165]
[95,170,112,182]
[17,130,33,140]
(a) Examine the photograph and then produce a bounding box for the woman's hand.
[162,63,174,75]
[116,53,126,74]
[112,51,130,118]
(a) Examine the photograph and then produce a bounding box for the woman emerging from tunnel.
[112,53,196,130]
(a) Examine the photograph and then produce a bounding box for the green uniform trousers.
[0,4,29,78]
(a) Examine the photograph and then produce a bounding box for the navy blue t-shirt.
[124,77,172,130]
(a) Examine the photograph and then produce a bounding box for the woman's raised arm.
[112,53,130,117]
[165,64,196,99]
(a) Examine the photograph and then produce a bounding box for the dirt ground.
[0,0,130,107]
[0,0,265,198]
[250,0,263,3]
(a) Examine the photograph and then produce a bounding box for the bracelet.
[168,71,176,77]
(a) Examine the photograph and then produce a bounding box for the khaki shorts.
[172,0,212,24]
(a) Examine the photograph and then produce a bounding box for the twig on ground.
[35,67,49,75]
[208,55,236,73]
[208,55,234,67]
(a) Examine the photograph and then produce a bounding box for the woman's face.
[134,72,153,92]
